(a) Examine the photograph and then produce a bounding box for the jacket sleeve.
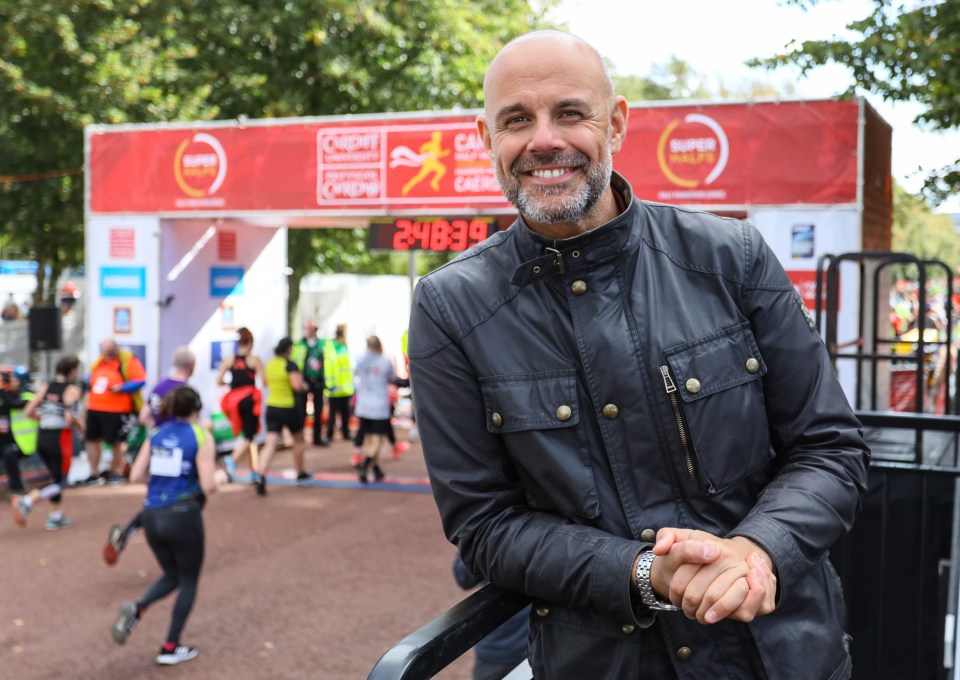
[729,224,870,601]
[409,278,646,624]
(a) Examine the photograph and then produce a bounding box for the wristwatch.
[635,550,680,611]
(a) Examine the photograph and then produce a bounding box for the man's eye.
[559,110,582,119]
[506,115,528,125]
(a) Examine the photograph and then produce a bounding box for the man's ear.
[609,96,629,155]
[477,114,494,159]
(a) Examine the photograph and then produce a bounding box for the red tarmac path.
[1,437,477,679]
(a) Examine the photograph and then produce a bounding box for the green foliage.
[0,0,553,307]
[892,183,960,272]
[749,0,960,205]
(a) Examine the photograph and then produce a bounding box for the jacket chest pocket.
[479,369,599,519]
[661,322,773,494]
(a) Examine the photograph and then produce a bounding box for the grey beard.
[496,149,613,224]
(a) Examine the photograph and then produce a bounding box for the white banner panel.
[84,216,161,380]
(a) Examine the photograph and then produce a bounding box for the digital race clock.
[367,218,496,252]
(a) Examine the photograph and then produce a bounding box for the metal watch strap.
[636,550,680,611]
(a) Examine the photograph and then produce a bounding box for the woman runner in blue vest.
[110,386,223,665]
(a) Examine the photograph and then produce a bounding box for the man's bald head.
[100,339,119,359]
[483,30,615,113]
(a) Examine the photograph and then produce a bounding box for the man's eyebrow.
[555,98,591,110]
[494,98,593,123]
[494,103,527,123]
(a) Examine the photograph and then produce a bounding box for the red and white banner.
[88,100,860,214]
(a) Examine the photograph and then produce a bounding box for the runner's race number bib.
[150,446,184,477]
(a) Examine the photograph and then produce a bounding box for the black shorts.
[85,410,134,445]
[265,406,303,434]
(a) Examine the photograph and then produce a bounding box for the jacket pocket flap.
[664,322,766,403]
[479,370,579,433]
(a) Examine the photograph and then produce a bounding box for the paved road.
[1,438,477,680]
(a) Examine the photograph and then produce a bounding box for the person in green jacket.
[323,324,355,443]
[291,320,329,447]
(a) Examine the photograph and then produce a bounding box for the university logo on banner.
[174,132,228,208]
[656,114,729,202]
[316,124,501,205]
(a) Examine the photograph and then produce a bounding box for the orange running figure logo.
[391,131,452,197]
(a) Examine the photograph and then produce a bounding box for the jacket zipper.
[659,364,696,480]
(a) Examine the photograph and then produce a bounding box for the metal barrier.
[369,411,960,680]
[368,583,530,680]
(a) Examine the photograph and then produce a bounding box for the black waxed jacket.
[408,174,869,680]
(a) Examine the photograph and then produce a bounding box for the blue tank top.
[143,420,204,509]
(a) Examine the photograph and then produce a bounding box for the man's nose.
[526,118,566,153]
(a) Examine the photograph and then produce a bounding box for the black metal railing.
[368,583,530,680]
[369,411,960,680]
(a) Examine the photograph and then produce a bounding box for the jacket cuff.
[728,515,801,605]
[596,538,655,624]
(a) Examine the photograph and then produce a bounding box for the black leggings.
[139,498,204,644]
[36,430,65,502]
[1,440,26,493]
[326,395,352,440]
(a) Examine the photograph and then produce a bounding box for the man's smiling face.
[478,33,627,237]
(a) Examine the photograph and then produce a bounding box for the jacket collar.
[511,172,642,287]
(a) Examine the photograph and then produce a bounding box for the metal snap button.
[536,606,550,617]
[675,646,693,661]
[640,528,656,542]
[571,280,587,295]
[556,405,572,421]
[602,403,619,419]
[491,412,503,427]
[621,624,636,634]
[745,357,760,374]
[685,378,701,394]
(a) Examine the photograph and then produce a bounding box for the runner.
[110,386,222,666]
[253,337,307,496]
[103,347,197,566]
[12,356,83,531]
[216,327,264,484]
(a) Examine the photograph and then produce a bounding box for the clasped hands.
[647,528,777,625]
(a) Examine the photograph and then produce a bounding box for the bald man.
[408,31,869,679]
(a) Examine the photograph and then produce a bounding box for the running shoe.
[392,441,410,459]
[112,601,139,645]
[11,496,30,528]
[296,470,312,483]
[103,524,126,566]
[107,474,126,486]
[45,516,72,531]
[156,645,198,665]
[223,455,237,480]
[373,465,386,482]
[256,474,267,496]
[350,452,364,468]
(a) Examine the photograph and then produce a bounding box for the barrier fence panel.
[369,415,960,680]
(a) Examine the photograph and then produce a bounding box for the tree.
[749,0,960,205]
[0,1,553,316]
[892,183,960,270]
